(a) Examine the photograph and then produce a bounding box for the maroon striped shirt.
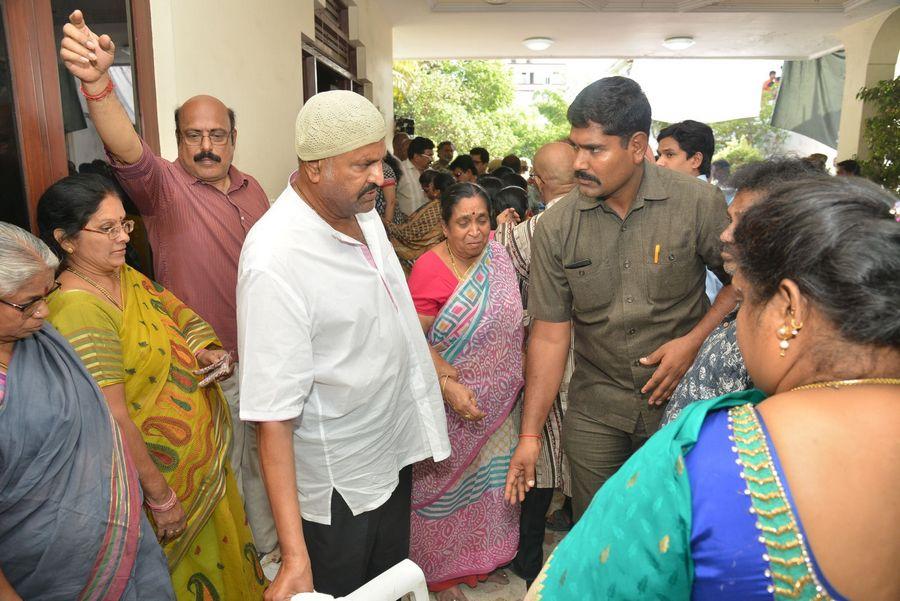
[109,139,270,354]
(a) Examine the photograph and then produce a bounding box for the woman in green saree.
[38,175,266,601]
[523,177,900,600]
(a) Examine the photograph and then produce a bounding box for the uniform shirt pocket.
[646,245,696,303]
[566,262,615,314]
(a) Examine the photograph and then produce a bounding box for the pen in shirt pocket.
[653,244,660,264]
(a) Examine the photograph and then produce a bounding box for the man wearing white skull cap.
[237,90,450,599]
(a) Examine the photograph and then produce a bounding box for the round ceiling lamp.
[484,0,511,5]
[662,36,695,50]
[523,37,554,51]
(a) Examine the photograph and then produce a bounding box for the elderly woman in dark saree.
[0,222,173,601]
[525,177,900,600]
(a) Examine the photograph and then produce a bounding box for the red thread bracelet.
[80,79,115,102]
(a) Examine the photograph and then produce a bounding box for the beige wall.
[148,0,392,198]
[836,6,900,161]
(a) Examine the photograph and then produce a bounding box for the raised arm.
[59,10,143,164]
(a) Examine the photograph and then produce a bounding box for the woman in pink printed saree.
[407,183,524,601]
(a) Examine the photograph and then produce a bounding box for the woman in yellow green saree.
[39,175,266,601]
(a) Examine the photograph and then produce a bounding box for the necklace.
[790,377,900,391]
[446,241,474,281]
[66,267,122,309]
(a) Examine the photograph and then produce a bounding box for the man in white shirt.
[237,91,450,599]
[395,136,433,215]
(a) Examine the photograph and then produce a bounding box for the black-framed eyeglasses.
[0,281,61,316]
[181,129,233,146]
[82,219,135,240]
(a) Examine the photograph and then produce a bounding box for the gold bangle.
[440,374,451,394]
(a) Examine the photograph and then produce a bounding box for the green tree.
[856,77,899,193]
[714,136,764,170]
[710,97,787,158]
[393,60,569,159]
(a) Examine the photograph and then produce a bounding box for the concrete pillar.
[836,7,900,161]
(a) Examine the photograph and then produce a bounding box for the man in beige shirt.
[504,77,737,520]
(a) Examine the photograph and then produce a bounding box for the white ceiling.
[381,0,900,59]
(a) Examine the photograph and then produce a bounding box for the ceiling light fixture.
[484,0,511,4]
[662,36,695,50]
[523,37,554,51]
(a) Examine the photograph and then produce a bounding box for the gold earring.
[776,312,803,357]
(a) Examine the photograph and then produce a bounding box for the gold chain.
[66,267,122,309]
[446,241,474,281]
[790,377,900,391]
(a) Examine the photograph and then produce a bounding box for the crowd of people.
[1,8,898,601]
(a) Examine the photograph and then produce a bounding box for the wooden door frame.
[1,0,158,232]
[129,0,158,154]
[2,0,68,231]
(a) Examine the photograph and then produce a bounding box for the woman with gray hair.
[0,221,174,600]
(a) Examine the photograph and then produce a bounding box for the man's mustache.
[193,151,222,163]
[357,183,378,199]
[575,170,601,185]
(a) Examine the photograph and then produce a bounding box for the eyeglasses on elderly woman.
[0,281,61,317]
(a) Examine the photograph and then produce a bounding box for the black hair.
[449,155,477,177]
[567,76,651,147]
[475,175,503,202]
[174,105,236,133]
[440,182,491,223]
[729,158,823,193]
[432,172,456,196]
[383,152,403,184]
[419,168,440,188]
[470,147,489,165]
[836,159,861,176]
[490,166,515,178]
[492,186,528,224]
[437,140,454,151]
[657,120,715,177]
[712,159,731,172]
[733,177,900,348]
[407,136,435,158]
[37,174,120,263]
[501,154,522,173]
[500,172,528,191]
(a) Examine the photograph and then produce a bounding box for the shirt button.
[625,295,634,303]
[628,328,636,335]
[633,359,641,367]
[621,225,628,232]
[668,253,676,261]
[624,260,631,269]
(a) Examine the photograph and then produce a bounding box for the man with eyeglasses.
[59,9,275,555]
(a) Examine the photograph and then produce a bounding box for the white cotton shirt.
[237,180,451,525]
[395,159,429,216]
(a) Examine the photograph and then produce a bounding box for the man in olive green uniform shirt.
[504,77,736,519]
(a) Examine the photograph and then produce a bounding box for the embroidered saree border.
[728,404,832,601]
